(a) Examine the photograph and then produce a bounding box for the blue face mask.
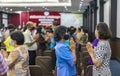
[10,39,14,46]
[64,34,70,40]
[41,28,45,33]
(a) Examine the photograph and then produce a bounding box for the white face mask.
[10,39,14,46]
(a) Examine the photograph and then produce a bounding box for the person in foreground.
[86,22,112,76]
[54,26,76,76]
[0,52,8,76]
[1,31,30,76]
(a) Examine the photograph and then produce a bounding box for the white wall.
[104,0,110,27]
[97,0,100,24]
[2,13,8,27]
[117,0,120,38]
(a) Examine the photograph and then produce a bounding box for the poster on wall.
[60,13,83,28]
[28,11,60,26]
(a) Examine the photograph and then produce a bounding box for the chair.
[35,56,53,76]
[44,50,53,56]
[29,65,43,76]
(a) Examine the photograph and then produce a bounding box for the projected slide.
[60,13,83,28]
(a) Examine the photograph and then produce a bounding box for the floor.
[110,60,120,76]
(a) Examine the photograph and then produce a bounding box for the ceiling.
[0,0,93,13]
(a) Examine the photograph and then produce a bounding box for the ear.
[13,40,17,45]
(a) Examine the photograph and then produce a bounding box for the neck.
[61,39,64,43]
[14,44,22,48]
[99,39,105,42]
[27,28,32,32]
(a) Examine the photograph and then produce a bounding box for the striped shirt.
[0,52,8,75]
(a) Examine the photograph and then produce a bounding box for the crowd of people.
[0,21,112,76]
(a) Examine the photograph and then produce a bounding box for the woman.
[54,26,76,76]
[86,22,112,76]
[1,31,30,76]
[34,26,46,56]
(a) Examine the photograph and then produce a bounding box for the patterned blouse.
[93,40,111,76]
[6,45,30,76]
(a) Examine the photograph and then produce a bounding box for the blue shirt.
[55,41,76,76]
[50,36,56,49]
[64,40,70,47]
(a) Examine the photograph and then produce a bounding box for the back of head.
[8,24,16,29]
[53,21,60,26]
[46,28,53,33]
[54,26,67,42]
[8,24,16,33]
[10,31,24,45]
[36,26,42,33]
[97,22,112,40]
[26,21,33,28]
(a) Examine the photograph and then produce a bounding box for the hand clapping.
[86,42,94,55]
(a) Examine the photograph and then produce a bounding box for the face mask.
[10,39,14,46]
[41,28,45,33]
[64,34,70,40]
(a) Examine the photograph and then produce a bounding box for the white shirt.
[24,29,37,51]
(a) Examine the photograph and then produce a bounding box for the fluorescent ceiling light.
[47,0,59,2]
[15,11,22,14]
[0,0,71,6]
[1,0,58,2]
[0,3,71,7]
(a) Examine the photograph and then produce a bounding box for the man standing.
[24,21,37,65]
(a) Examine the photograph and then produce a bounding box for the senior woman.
[1,31,30,76]
[54,26,76,76]
[86,22,112,76]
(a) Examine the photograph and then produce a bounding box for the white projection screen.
[60,13,83,28]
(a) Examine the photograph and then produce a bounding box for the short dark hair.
[97,22,112,40]
[36,26,42,34]
[53,21,60,26]
[46,28,53,33]
[8,24,16,29]
[54,26,67,42]
[8,24,16,33]
[10,31,24,45]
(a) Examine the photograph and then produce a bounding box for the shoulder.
[56,43,68,51]
[96,41,109,51]
[24,30,30,34]
[98,41,109,47]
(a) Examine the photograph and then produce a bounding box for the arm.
[86,43,103,67]
[69,38,76,63]
[6,50,19,68]
[59,46,75,67]
[24,33,37,46]
[31,34,39,43]
[0,52,8,76]
[45,36,50,41]
[39,34,46,44]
